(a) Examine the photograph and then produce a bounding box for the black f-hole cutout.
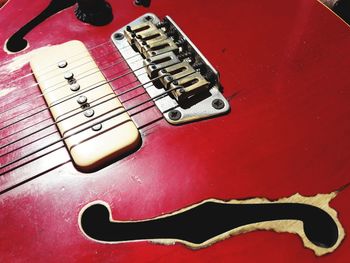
[80,199,341,254]
[6,0,76,53]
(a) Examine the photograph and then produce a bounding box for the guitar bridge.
[111,14,230,124]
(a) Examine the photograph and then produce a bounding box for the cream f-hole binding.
[79,191,345,256]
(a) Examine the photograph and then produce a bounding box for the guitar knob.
[75,0,113,26]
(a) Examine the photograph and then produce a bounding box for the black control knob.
[134,0,151,7]
[75,0,113,26]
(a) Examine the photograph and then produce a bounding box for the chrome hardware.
[169,72,209,102]
[92,123,102,131]
[77,95,87,104]
[58,60,68,68]
[158,61,196,89]
[144,51,180,78]
[70,83,80,91]
[84,109,94,118]
[111,14,230,124]
[64,71,74,80]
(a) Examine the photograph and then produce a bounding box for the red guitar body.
[0,0,350,262]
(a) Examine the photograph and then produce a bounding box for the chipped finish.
[79,192,345,256]
[0,0,350,262]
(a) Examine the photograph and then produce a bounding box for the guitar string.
[0,78,140,142]
[0,72,154,151]
[0,110,164,178]
[0,55,145,131]
[0,54,128,118]
[0,65,192,153]
[0,84,152,159]
[0,39,111,71]
[0,32,170,120]
[0,40,112,87]
[0,84,180,172]
[0,32,166,99]
[0,39,138,105]
[0,51,139,120]
[0,57,134,127]
[0,48,117,105]
[1,30,185,129]
[0,38,188,171]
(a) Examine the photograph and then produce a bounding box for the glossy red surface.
[0,0,350,262]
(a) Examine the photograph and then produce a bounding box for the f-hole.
[5,0,76,53]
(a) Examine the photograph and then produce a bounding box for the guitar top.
[0,0,350,262]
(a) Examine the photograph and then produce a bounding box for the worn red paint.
[0,0,349,262]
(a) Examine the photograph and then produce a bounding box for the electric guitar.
[0,0,349,262]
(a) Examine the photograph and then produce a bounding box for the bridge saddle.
[112,13,230,124]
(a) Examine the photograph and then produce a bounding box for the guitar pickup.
[30,41,141,172]
[112,14,230,124]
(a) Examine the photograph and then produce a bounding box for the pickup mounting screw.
[70,83,80,91]
[64,72,74,80]
[114,33,124,40]
[212,99,225,110]
[58,60,68,68]
[168,110,181,121]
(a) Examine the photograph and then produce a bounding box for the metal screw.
[160,69,167,73]
[168,110,182,121]
[144,15,153,22]
[84,109,95,118]
[77,95,87,105]
[92,123,102,131]
[212,99,225,110]
[178,87,185,93]
[58,60,67,68]
[114,32,124,40]
[70,83,80,92]
[68,78,77,85]
[64,72,74,80]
